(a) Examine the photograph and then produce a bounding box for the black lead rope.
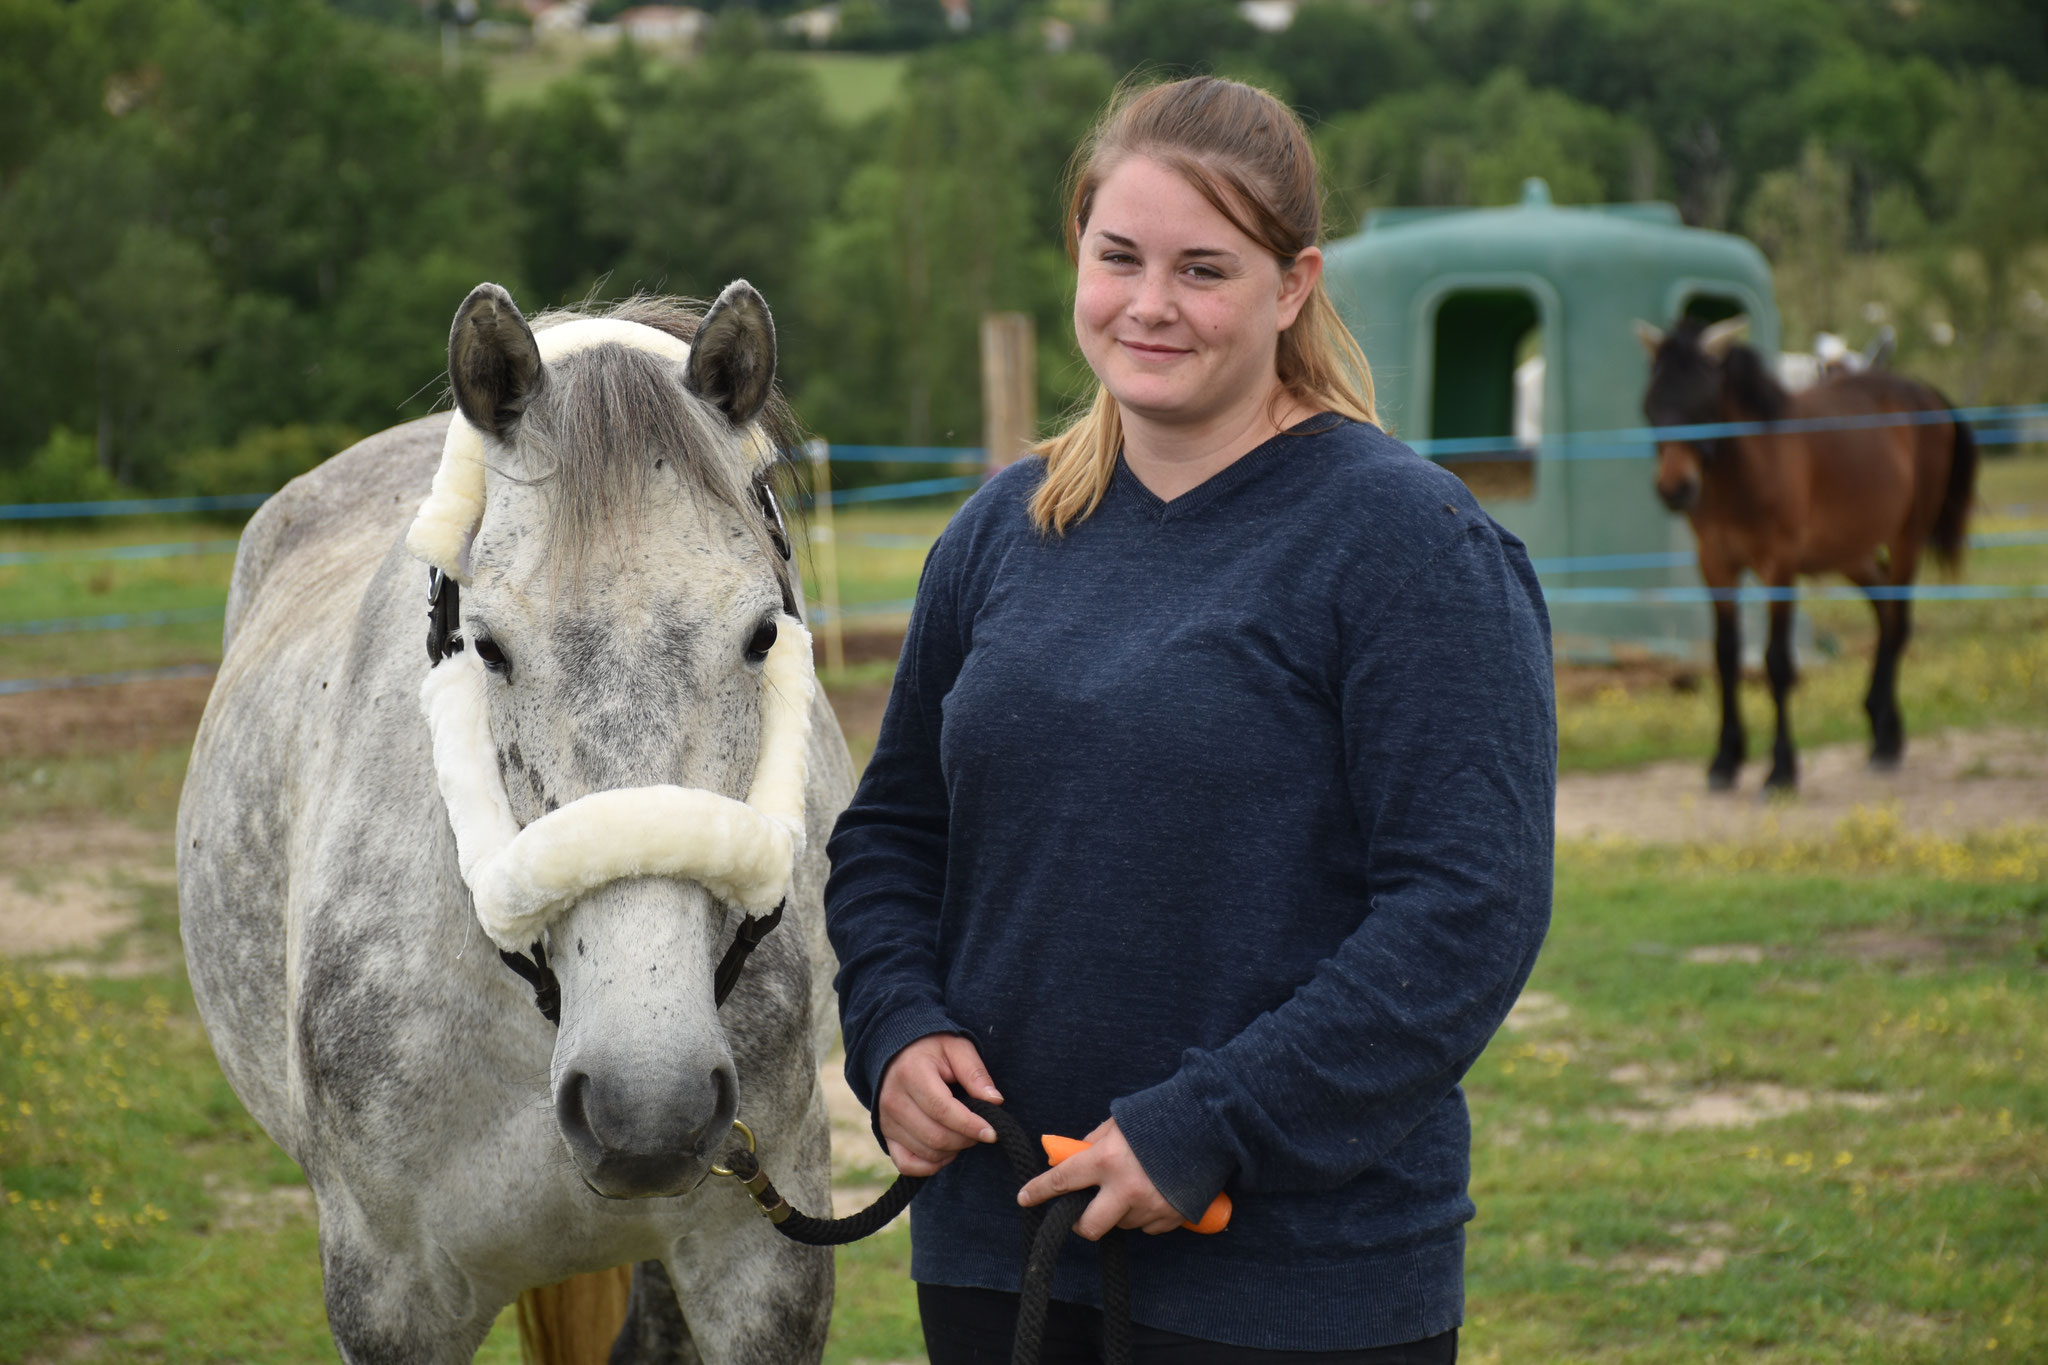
[717,1093,1133,1365]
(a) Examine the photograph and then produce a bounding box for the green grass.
[3,786,2043,1361]
[20,459,2043,775]
[475,35,906,126]
[790,52,910,125]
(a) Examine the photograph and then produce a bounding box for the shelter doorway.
[1429,289,1542,501]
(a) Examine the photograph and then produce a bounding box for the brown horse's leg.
[1701,553,1745,789]
[1763,587,1799,791]
[1854,579,1908,768]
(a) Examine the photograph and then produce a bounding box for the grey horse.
[177,282,853,1363]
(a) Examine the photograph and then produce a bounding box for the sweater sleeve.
[1109,521,1556,1222]
[824,534,972,1117]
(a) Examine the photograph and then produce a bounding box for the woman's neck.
[1120,388,1318,504]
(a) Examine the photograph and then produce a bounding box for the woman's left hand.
[1015,1118,1185,1239]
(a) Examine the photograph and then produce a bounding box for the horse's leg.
[317,1216,494,1365]
[1701,551,1745,789]
[1852,569,1908,769]
[608,1260,702,1365]
[1763,586,1799,791]
[661,1205,831,1365]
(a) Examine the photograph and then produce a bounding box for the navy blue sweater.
[825,417,1556,1350]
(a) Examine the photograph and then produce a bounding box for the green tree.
[795,51,1101,446]
[1318,70,1653,224]
[1745,140,1853,341]
[1914,70,2048,400]
[591,43,846,308]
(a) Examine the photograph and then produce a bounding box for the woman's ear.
[1276,246,1323,331]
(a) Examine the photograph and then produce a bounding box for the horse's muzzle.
[1657,476,1701,514]
[555,1062,739,1199]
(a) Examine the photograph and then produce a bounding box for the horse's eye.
[744,619,778,664]
[473,636,509,672]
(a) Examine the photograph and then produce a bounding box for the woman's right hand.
[876,1033,1004,1176]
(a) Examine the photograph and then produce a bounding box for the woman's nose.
[1127,269,1177,324]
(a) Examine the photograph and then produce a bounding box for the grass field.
[475,31,907,125]
[3,808,2043,1362]
[5,455,2044,774]
[2,456,2044,1362]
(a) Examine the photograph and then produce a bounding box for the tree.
[590,42,847,309]
[1745,140,1852,341]
[794,49,1105,446]
[1912,70,2048,400]
[1318,70,1654,225]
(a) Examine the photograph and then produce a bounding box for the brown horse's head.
[1635,316,1752,514]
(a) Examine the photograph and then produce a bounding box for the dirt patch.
[1685,944,1768,965]
[823,682,891,752]
[0,674,215,761]
[1568,1222,1736,1281]
[1559,727,2048,843]
[0,816,172,962]
[1503,989,1571,1032]
[1826,928,1951,964]
[202,1175,316,1234]
[1603,1081,1892,1132]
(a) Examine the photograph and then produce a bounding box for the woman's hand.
[877,1033,1004,1177]
[1015,1118,1184,1239]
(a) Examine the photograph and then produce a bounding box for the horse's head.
[440,282,800,1199]
[1635,315,1749,514]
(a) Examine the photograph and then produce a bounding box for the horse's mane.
[1668,317,1789,422]
[512,295,801,575]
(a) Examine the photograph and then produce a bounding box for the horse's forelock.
[507,297,796,578]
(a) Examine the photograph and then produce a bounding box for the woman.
[826,76,1554,1364]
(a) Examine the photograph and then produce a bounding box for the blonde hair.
[1030,76,1378,534]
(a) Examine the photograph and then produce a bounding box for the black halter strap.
[434,473,804,1027]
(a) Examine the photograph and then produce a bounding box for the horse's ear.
[1698,315,1750,360]
[687,280,777,427]
[1633,320,1665,358]
[449,284,544,442]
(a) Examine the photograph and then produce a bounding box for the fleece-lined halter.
[409,317,813,1019]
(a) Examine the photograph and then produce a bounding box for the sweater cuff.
[1110,1065,1238,1226]
[846,1005,964,1148]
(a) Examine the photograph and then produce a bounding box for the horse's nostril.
[554,1070,604,1167]
[699,1066,739,1156]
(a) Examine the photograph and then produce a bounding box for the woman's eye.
[745,619,778,663]
[473,636,508,672]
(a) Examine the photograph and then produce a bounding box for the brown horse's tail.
[1931,408,1979,572]
[516,1266,633,1365]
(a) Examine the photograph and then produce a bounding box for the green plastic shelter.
[1322,178,1781,662]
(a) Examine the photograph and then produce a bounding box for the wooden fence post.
[980,312,1036,475]
[805,438,845,673]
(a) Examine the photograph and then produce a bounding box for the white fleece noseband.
[420,617,816,952]
[408,313,813,953]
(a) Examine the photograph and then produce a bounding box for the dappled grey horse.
[178,282,853,1363]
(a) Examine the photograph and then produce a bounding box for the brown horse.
[1636,316,1978,791]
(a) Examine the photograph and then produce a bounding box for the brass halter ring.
[708,1118,757,1178]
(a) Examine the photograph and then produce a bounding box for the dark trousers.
[918,1284,1459,1365]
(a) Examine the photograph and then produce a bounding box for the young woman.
[826,76,1555,1364]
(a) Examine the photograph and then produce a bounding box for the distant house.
[941,0,971,32]
[616,4,709,46]
[783,3,841,45]
[533,1,589,39]
[1237,0,1297,32]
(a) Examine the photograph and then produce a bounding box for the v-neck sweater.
[825,416,1556,1350]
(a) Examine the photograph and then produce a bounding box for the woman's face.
[1074,155,1321,433]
